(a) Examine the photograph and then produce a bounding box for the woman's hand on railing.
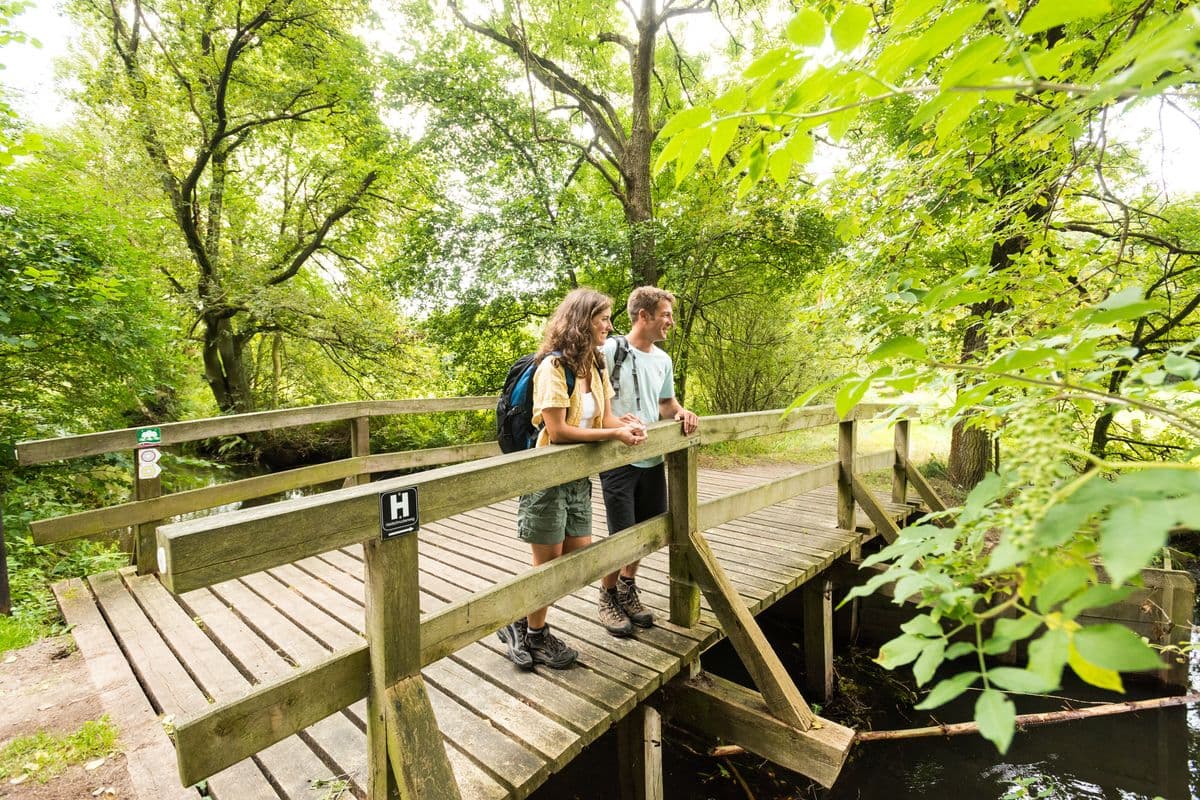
[613,423,647,446]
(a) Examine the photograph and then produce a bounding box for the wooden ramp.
[57,467,912,800]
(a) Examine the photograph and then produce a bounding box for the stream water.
[529,593,1198,800]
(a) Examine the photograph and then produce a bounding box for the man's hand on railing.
[674,409,699,435]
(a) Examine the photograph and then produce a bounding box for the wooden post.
[133,450,162,575]
[892,419,909,505]
[666,446,700,628]
[837,420,856,533]
[349,417,370,488]
[803,578,833,703]
[617,704,663,800]
[364,529,460,800]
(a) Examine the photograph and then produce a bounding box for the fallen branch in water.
[707,693,1200,756]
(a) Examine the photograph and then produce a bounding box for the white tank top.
[578,391,596,428]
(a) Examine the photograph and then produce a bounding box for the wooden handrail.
[30,442,500,545]
[14,396,497,465]
[154,405,911,593]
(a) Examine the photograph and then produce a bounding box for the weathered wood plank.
[52,578,202,800]
[17,397,496,464]
[384,675,463,800]
[617,704,663,800]
[172,584,361,796]
[159,423,698,593]
[684,530,815,730]
[892,420,910,504]
[850,475,901,544]
[33,442,499,546]
[837,420,856,532]
[662,672,854,788]
[906,460,949,513]
[86,571,278,798]
[666,447,700,627]
[421,517,671,664]
[803,579,833,703]
[696,403,899,445]
[133,455,161,575]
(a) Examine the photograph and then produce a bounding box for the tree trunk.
[202,315,253,414]
[623,0,658,287]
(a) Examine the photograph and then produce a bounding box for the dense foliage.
[1,0,1198,762]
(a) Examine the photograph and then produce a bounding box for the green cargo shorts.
[517,477,593,545]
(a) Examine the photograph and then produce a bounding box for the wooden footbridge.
[18,400,941,800]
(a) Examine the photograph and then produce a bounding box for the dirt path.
[0,636,136,799]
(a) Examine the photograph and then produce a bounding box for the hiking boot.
[497,619,533,671]
[526,624,577,669]
[598,587,634,637]
[616,578,654,628]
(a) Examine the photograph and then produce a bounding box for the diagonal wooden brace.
[384,675,461,800]
[905,460,948,514]
[850,475,901,544]
[685,528,815,730]
[663,672,854,788]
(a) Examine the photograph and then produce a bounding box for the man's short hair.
[627,286,675,322]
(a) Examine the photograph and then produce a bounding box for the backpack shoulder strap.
[610,335,630,397]
[548,350,576,396]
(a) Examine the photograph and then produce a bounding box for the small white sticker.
[138,462,162,480]
[157,547,167,574]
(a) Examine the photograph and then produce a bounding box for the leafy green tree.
[441,0,722,288]
[70,0,408,413]
[659,0,1200,752]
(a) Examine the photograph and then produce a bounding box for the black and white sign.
[380,487,419,540]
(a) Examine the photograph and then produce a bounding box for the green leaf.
[767,147,792,188]
[1067,641,1123,691]
[1099,498,1173,585]
[975,689,1016,753]
[940,35,1007,87]
[831,5,872,51]
[708,118,740,169]
[1073,624,1162,672]
[834,377,869,420]
[986,667,1056,693]
[1033,501,1095,548]
[1061,584,1133,619]
[877,633,927,669]
[786,9,827,47]
[868,335,927,362]
[890,0,941,31]
[1019,0,1112,35]
[658,106,713,141]
[935,91,982,141]
[1163,354,1199,380]
[1027,629,1068,685]
[991,613,1043,647]
[915,670,980,709]
[1035,565,1092,612]
[784,131,814,164]
[944,641,976,660]
[901,614,944,637]
[913,639,946,686]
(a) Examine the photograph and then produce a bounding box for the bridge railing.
[14,397,498,573]
[148,401,918,794]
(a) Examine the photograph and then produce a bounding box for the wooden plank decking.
[57,466,913,800]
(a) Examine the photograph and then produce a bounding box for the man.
[597,286,700,636]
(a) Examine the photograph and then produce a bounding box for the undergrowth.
[0,716,119,783]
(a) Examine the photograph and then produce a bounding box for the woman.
[498,288,647,670]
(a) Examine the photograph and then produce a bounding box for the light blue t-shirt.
[602,336,675,468]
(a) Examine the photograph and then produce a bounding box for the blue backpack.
[496,352,576,453]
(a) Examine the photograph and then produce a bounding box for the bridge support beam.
[662,672,854,788]
[365,534,461,800]
[803,578,834,703]
[617,704,663,800]
[666,447,700,627]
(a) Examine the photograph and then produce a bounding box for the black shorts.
[599,463,667,536]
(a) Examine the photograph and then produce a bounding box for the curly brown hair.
[537,287,612,377]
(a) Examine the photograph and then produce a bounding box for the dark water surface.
[528,595,1197,800]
